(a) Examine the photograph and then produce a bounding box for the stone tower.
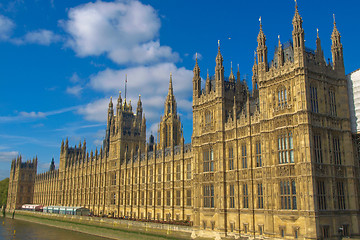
[191,43,251,233]
[158,73,182,149]
[105,92,147,163]
[7,155,37,210]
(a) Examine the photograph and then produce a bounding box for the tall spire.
[277,35,284,67]
[216,40,223,67]
[229,61,235,83]
[136,94,143,117]
[237,64,240,82]
[193,52,201,98]
[215,40,224,95]
[169,72,173,96]
[206,69,211,94]
[331,14,344,72]
[315,28,325,64]
[292,0,305,66]
[117,91,122,114]
[252,51,258,92]
[257,16,268,70]
[165,72,177,116]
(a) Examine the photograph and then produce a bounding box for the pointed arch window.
[278,132,294,164]
[310,85,319,113]
[329,89,337,116]
[203,148,214,172]
[205,110,212,127]
[278,86,287,107]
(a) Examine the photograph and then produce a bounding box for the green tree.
[0,178,9,207]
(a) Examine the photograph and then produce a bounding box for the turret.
[108,96,114,123]
[165,73,177,116]
[148,134,155,152]
[292,2,305,66]
[193,53,201,99]
[61,139,64,154]
[277,35,284,67]
[137,94,143,119]
[331,14,344,73]
[252,53,258,95]
[314,28,325,65]
[257,17,268,72]
[50,157,55,171]
[205,69,211,94]
[215,40,225,96]
[237,64,240,82]
[117,91,122,115]
[229,62,235,83]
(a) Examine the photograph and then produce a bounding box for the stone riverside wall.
[6,210,196,240]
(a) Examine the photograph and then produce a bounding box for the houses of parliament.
[6,4,360,239]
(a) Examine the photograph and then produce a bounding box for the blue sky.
[0,0,359,179]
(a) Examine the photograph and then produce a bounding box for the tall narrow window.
[258,183,264,209]
[256,141,262,167]
[176,163,181,180]
[333,137,341,165]
[157,191,161,206]
[317,181,327,210]
[228,147,234,170]
[278,87,287,107]
[310,86,319,113]
[141,191,144,206]
[166,190,171,206]
[167,164,171,181]
[314,135,323,163]
[242,144,247,168]
[329,89,336,116]
[336,181,346,210]
[278,132,294,164]
[203,184,214,208]
[186,163,191,179]
[112,172,117,185]
[203,148,214,172]
[280,180,297,209]
[321,226,330,239]
[186,189,191,206]
[243,184,249,208]
[142,168,146,183]
[134,171,137,184]
[229,184,235,208]
[111,193,116,204]
[205,110,212,127]
[157,166,162,182]
[149,166,153,183]
[133,191,137,205]
[148,191,153,206]
[176,190,181,206]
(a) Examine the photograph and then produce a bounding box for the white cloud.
[77,63,193,135]
[66,85,83,96]
[0,151,18,162]
[62,0,178,64]
[90,63,193,95]
[23,29,61,45]
[77,98,109,122]
[0,14,15,40]
[70,72,81,83]
[0,106,79,123]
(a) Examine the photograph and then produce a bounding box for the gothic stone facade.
[7,6,360,239]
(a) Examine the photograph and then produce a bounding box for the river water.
[0,216,110,240]
[0,216,177,240]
